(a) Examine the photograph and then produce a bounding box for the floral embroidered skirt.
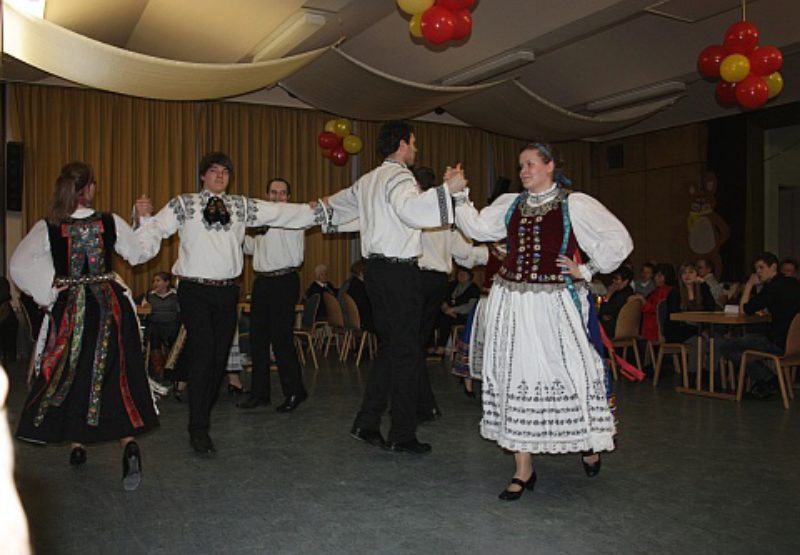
[479,278,615,454]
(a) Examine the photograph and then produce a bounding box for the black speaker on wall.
[6,142,23,211]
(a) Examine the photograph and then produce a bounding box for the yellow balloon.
[720,53,750,83]
[333,118,352,138]
[765,71,784,98]
[324,119,337,133]
[343,134,363,155]
[409,14,423,38]
[396,0,434,16]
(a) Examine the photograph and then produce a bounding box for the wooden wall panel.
[645,124,706,169]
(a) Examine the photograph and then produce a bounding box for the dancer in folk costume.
[10,162,157,491]
[453,143,634,500]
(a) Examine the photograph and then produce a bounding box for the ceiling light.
[251,9,327,61]
[440,50,535,86]
[585,81,687,112]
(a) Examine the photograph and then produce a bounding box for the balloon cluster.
[697,21,784,110]
[397,0,477,46]
[317,118,362,167]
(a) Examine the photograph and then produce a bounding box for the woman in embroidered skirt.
[10,162,158,491]
[453,143,632,500]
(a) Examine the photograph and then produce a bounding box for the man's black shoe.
[417,408,443,424]
[349,427,387,448]
[190,434,216,455]
[384,439,432,455]
[275,392,308,413]
[237,395,270,409]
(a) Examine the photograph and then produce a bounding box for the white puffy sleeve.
[388,179,453,229]
[249,199,325,229]
[9,220,58,307]
[134,197,183,262]
[450,229,488,268]
[568,193,633,277]
[113,214,151,265]
[454,192,517,242]
[326,183,361,225]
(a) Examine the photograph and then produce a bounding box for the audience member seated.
[0,277,18,365]
[631,261,656,297]
[695,257,726,308]
[305,264,338,320]
[342,259,374,333]
[662,262,716,372]
[780,257,798,280]
[635,262,676,343]
[599,266,634,338]
[140,272,180,384]
[432,267,480,356]
[718,252,800,398]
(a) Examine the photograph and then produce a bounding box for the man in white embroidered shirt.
[134,152,326,455]
[324,121,467,454]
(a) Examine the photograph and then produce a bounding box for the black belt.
[366,254,418,266]
[255,267,299,278]
[178,276,236,287]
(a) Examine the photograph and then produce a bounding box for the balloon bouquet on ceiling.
[397,0,477,45]
[317,118,363,167]
[697,3,784,110]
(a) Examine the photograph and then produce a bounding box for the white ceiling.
[5,0,800,139]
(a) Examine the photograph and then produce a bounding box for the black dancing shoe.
[383,438,432,455]
[122,442,142,491]
[498,471,537,501]
[190,434,216,456]
[349,427,387,448]
[227,383,245,396]
[581,451,602,477]
[417,407,443,424]
[237,395,270,409]
[275,392,308,413]
[69,446,87,467]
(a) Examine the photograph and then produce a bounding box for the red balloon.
[697,44,728,78]
[451,9,472,40]
[421,6,455,45]
[318,131,338,150]
[715,80,737,106]
[723,21,759,54]
[330,146,349,166]
[748,46,783,76]
[735,74,769,109]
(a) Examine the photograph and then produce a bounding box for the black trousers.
[417,270,448,414]
[354,259,423,443]
[249,272,305,401]
[178,281,239,436]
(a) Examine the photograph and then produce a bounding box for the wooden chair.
[322,292,348,359]
[736,313,800,409]
[652,300,690,387]
[293,294,320,369]
[449,324,465,361]
[608,297,643,380]
[340,293,376,366]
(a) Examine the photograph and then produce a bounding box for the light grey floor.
[4,356,799,555]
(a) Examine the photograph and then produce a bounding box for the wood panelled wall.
[588,123,708,272]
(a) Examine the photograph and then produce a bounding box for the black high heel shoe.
[462,378,476,399]
[69,446,87,467]
[581,451,602,477]
[122,441,142,491]
[498,471,537,501]
[227,383,244,396]
[173,381,186,402]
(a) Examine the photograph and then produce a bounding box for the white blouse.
[135,190,324,280]
[326,160,453,259]
[419,227,489,274]
[454,189,633,278]
[10,208,149,307]
[243,227,305,273]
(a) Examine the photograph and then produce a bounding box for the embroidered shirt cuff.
[452,188,470,207]
[312,201,328,226]
[579,261,598,282]
[436,185,453,226]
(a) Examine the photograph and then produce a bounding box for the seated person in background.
[632,261,656,297]
[140,272,180,383]
[599,265,634,338]
[305,264,337,320]
[780,257,798,280]
[635,262,676,343]
[342,259,374,333]
[432,267,480,356]
[662,262,716,371]
[695,257,726,308]
[719,252,800,398]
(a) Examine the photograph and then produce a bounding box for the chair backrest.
[301,294,320,328]
[655,298,668,344]
[322,292,345,329]
[614,297,643,340]
[784,312,800,357]
[341,293,361,331]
